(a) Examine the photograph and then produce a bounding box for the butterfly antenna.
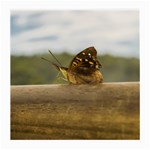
[41,57,60,71]
[48,49,62,66]
[41,57,52,64]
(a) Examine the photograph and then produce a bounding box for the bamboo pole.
[11,82,139,139]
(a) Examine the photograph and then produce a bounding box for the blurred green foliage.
[11,53,139,85]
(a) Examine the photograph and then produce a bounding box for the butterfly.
[42,46,103,84]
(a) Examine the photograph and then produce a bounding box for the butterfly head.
[57,66,68,79]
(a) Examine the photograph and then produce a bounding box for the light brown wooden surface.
[11,82,140,139]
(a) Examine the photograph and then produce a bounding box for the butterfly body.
[67,69,103,84]
[50,46,103,84]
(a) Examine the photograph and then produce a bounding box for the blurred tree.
[11,53,139,85]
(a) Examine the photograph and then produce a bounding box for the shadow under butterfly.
[41,46,103,84]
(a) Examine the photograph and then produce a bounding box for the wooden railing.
[11,82,140,139]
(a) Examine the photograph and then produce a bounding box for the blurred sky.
[11,11,139,57]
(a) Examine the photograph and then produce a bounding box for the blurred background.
[11,11,139,85]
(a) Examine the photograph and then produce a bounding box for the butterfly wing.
[69,47,102,75]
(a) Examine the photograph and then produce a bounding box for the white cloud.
[11,11,139,57]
